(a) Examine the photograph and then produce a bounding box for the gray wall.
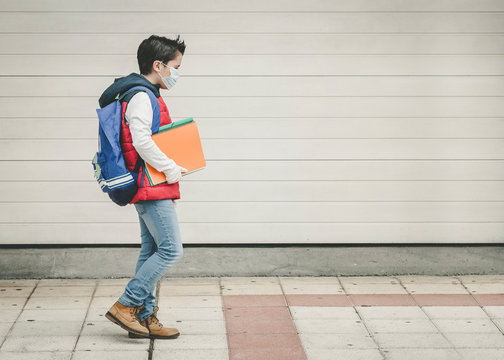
[0,0,503,245]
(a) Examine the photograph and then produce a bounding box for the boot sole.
[128,331,180,339]
[105,311,150,337]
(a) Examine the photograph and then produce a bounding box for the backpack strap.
[133,155,143,174]
[117,85,161,134]
[117,85,160,179]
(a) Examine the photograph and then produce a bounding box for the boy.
[100,35,187,339]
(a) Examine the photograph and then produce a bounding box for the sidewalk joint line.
[396,277,463,357]
[340,276,388,359]
[457,275,504,336]
[69,279,98,360]
[278,276,310,360]
[219,276,232,360]
[0,279,40,351]
[147,279,161,360]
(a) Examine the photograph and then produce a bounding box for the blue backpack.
[92,85,161,206]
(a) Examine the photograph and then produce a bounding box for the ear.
[151,60,162,73]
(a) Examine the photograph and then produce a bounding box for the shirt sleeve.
[125,91,178,174]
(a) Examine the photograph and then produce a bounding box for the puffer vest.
[119,92,180,203]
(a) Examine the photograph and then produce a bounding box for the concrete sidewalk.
[0,275,503,360]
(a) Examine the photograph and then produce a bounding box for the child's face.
[156,51,183,90]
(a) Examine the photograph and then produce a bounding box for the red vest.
[119,94,180,203]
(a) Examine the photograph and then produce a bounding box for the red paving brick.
[472,294,504,306]
[226,318,298,334]
[222,295,286,307]
[412,294,479,306]
[229,347,307,360]
[224,306,291,321]
[285,294,353,306]
[223,296,307,360]
[350,294,417,306]
[228,333,304,349]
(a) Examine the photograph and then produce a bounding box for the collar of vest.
[98,72,162,108]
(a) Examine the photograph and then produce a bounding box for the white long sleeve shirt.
[124,91,179,177]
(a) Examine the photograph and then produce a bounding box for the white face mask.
[158,62,180,90]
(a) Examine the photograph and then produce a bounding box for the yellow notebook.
[144,117,206,186]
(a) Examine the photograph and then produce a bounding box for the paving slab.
[365,318,439,334]
[152,349,228,360]
[0,275,502,360]
[459,349,504,360]
[305,348,384,360]
[290,306,360,320]
[0,351,72,360]
[374,332,452,349]
[356,305,428,319]
[299,333,377,349]
[72,351,149,360]
[382,348,462,360]
[1,335,77,352]
[422,306,489,319]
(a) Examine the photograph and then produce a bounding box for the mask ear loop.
[157,61,170,86]
[159,61,169,72]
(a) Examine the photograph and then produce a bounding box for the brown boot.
[105,300,150,337]
[128,305,180,339]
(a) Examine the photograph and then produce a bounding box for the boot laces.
[149,305,163,327]
[129,306,141,320]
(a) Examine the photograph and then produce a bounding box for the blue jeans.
[118,199,183,322]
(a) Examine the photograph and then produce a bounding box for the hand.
[172,199,178,207]
[164,165,188,184]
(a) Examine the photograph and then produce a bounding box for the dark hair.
[137,34,186,75]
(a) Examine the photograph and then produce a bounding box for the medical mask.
[158,62,180,90]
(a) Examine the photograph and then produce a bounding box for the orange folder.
[144,117,206,186]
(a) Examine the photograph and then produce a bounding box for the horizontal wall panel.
[2,76,504,97]
[1,13,504,33]
[1,97,503,118]
[3,34,504,55]
[1,3,502,246]
[3,118,504,139]
[2,0,504,12]
[2,139,504,160]
[2,181,504,202]
[2,55,504,76]
[1,222,503,245]
[1,202,503,223]
[2,160,503,181]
